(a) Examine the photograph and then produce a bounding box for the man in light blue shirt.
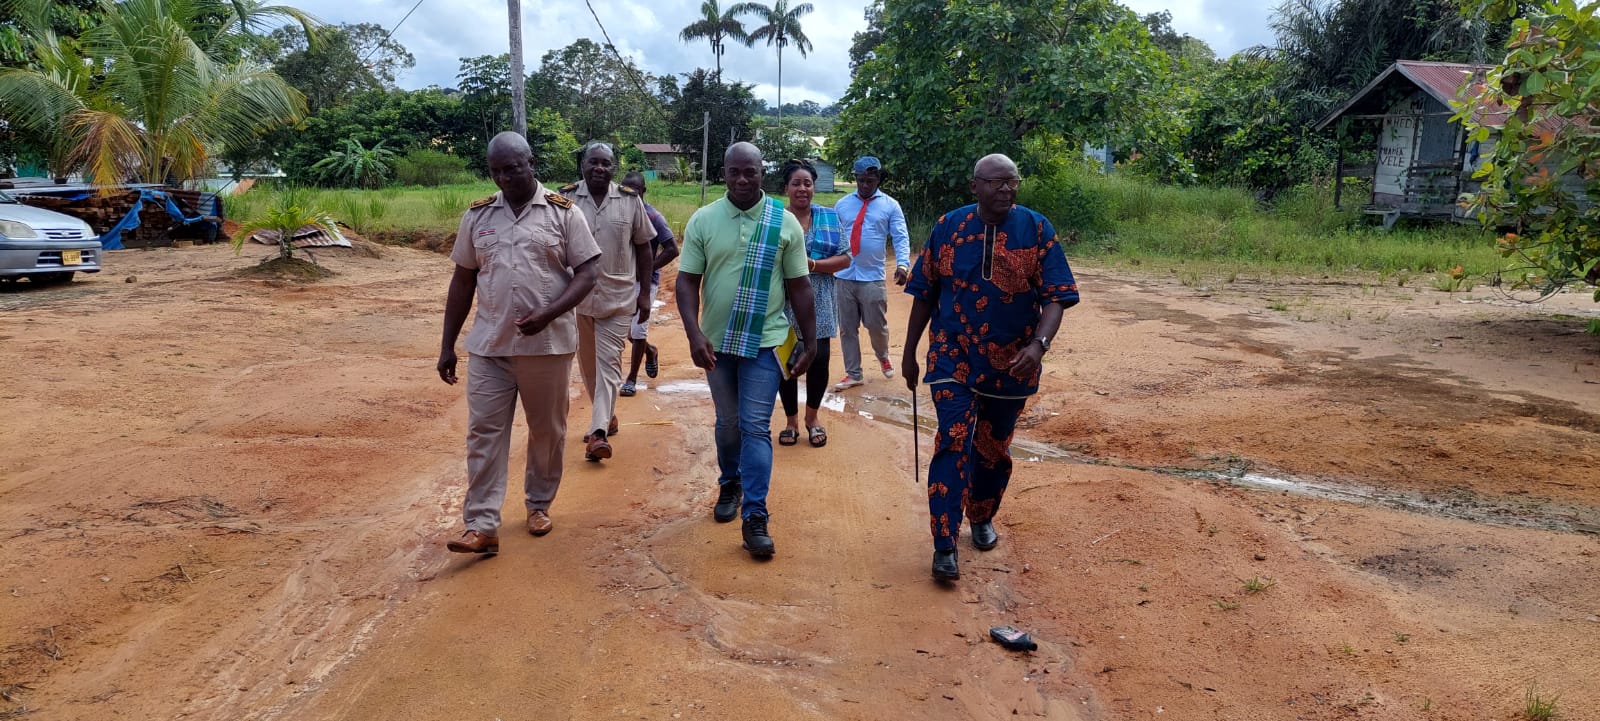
[832,156,911,390]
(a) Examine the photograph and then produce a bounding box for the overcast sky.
[291,0,1281,106]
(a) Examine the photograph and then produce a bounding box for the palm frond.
[64,108,142,188]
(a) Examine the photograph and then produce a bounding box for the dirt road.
[2,243,1598,720]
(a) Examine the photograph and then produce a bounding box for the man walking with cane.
[901,153,1080,581]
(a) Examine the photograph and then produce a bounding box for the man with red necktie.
[832,156,911,391]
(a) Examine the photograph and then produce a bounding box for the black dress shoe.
[713,481,742,523]
[932,549,959,580]
[742,514,775,557]
[971,521,999,551]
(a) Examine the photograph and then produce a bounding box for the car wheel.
[30,272,75,284]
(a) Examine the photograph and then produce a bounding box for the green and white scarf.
[719,196,785,358]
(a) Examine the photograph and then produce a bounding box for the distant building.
[635,143,688,175]
[1315,60,1584,228]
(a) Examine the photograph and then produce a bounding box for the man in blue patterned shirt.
[902,153,1080,582]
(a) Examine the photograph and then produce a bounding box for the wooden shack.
[1316,60,1502,227]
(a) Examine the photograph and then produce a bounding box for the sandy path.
[2,243,1597,720]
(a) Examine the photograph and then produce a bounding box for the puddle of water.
[655,381,711,397]
[821,386,1599,536]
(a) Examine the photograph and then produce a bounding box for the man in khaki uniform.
[560,142,655,462]
[438,131,601,554]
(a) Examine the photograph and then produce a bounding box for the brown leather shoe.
[446,530,499,554]
[527,510,553,536]
[609,415,619,436]
[586,434,612,461]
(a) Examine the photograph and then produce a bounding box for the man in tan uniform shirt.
[560,142,655,462]
[438,131,601,554]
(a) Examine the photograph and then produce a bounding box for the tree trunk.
[777,41,784,125]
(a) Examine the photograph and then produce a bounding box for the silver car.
[0,189,102,283]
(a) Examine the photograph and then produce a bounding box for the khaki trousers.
[463,353,572,533]
[835,278,890,381]
[577,312,632,436]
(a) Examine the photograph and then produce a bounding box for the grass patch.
[1523,683,1560,721]
[1011,169,1504,280]
[220,171,1508,287]
[1240,576,1276,594]
[1587,318,1600,335]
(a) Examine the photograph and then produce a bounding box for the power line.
[580,0,706,135]
[359,0,426,66]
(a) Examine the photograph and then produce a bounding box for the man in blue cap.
[832,155,911,391]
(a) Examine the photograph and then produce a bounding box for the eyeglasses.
[974,176,1022,191]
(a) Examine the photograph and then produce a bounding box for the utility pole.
[508,0,527,138]
[700,111,710,206]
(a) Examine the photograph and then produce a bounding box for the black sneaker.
[970,521,999,551]
[713,481,742,523]
[742,514,775,557]
[932,549,960,581]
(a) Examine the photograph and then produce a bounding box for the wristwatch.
[1032,335,1051,352]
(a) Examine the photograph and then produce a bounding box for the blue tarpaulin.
[98,188,216,250]
[11,185,219,250]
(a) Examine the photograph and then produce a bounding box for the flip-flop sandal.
[808,426,828,447]
[778,429,799,446]
[644,345,659,378]
[620,381,636,397]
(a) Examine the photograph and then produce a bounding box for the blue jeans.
[706,349,782,520]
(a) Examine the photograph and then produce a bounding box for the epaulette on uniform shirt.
[469,195,495,209]
[618,185,638,195]
[559,182,579,194]
[546,192,573,209]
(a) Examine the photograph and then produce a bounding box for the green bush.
[1018,167,1113,240]
[393,149,473,187]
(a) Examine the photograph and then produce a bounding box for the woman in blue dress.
[778,159,851,447]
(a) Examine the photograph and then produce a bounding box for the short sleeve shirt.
[905,203,1079,397]
[642,202,677,286]
[564,182,656,317]
[678,193,809,350]
[450,184,602,357]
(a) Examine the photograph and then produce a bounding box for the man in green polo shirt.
[676,141,817,558]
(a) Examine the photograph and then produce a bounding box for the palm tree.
[732,1,814,124]
[679,0,749,79]
[0,0,306,187]
[231,186,337,263]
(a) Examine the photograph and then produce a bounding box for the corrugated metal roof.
[1314,60,1551,132]
[635,144,683,154]
[1395,60,1490,106]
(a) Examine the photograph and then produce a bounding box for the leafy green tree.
[0,0,305,185]
[831,0,1167,206]
[256,22,414,113]
[1183,56,1334,189]
[231,186,336,262]
[451,54,583,179]
[310,138,395,188]
[667,68,756,179]
[752,118,815,166]
[1457,0,1600,297]
[732,0,814,124]
[533,39,666,145]
[848,1,885,76]
[679,0,749,79]
[0,0,102,66]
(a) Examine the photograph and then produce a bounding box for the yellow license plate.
[62,250,82,265]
